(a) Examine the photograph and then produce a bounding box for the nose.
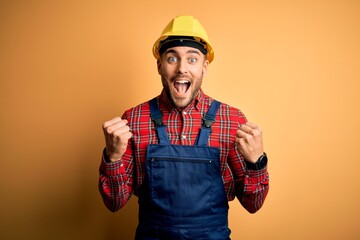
[177,58,188,74]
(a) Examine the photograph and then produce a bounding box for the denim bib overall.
[135,98,230,240]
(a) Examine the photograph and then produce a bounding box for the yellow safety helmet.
[152,16,214,63]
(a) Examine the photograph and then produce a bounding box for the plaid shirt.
[99,89,269,213]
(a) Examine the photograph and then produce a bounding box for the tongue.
[174,83,188,94]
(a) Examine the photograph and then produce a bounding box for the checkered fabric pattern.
[99,89,269,213]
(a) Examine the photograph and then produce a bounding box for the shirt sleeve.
[228,111,269,213]
[239,166,269,213]
[98,113,134,212]
[228,144,269,213]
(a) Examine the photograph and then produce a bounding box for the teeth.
[176,80,190,84]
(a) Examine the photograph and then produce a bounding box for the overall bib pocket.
[150,157,213,217]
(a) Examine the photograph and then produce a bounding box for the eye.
[188,57,197,64]
[168,57,178,63]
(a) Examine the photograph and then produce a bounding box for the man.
[99,15,269,240]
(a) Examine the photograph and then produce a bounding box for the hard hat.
[152,16,215,63]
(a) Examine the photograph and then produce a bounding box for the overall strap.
[195,100,221,146]
[149,97,170,145]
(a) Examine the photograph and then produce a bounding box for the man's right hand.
[102,117,132,162]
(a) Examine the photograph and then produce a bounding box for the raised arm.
[98,116,134,212]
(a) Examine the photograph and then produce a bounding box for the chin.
[172,97,191,109]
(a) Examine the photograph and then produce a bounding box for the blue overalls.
[135,98,231,240]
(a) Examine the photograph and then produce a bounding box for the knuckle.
[245,134,253,141]
[106,127,113,135]
[128,131,133,138]
[102,121,111,130]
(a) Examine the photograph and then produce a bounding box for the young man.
[99,15,269,240]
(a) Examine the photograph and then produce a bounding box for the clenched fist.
[102,117,132,162]
[236,122,264,163]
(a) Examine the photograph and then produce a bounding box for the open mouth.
[174,80,190,94]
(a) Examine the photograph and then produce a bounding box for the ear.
[157,59,162,75]
[202,59,209,76]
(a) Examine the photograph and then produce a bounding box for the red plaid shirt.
[99,89,269,213]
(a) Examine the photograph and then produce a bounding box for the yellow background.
[1,0,359,239]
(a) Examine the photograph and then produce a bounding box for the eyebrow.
[164,49,201,56]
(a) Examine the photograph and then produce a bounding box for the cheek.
[159,62,169,75]
[192,67,205,78]
[160,67,170,79]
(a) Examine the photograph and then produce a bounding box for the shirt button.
[183,111,187,115]
[181,135,187,139]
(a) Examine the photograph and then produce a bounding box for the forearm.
[98,149,133,212]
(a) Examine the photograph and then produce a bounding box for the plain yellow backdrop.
[1,0,359,239]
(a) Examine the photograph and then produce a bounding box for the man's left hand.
[236,122,264,163]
